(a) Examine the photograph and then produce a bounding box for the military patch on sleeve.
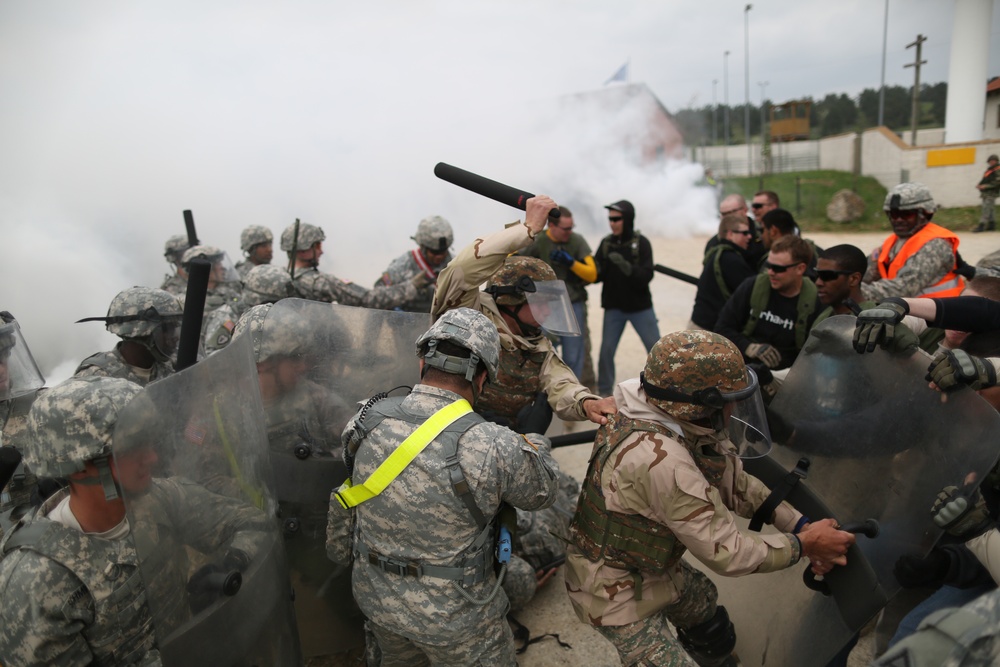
[184,419,207,445]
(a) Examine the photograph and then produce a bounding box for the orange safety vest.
[877,223,965,298]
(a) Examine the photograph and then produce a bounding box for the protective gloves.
[744,343,782,369]
[931,485,995,539]
[926,349,998,391]
[549,249,576,267]
[515,391,553,436]
[853,297,909,353]
[893,550,949,588]
[410,272,434,290]
[607,252,633,277]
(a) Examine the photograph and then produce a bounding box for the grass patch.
[721,170,982,233]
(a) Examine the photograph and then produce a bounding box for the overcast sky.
[2,0,998,377]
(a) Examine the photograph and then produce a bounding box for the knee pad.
[676,605,738,667]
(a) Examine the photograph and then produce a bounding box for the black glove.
[931,486,995,539]
[893,550,949,588]
[515,392,553,435]
[607,252,633,277]
[549,249,575,267]
[926,349,998,391]
[853,297,909,353]
[747,362,773,386]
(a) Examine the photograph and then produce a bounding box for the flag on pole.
[604,61,629,85]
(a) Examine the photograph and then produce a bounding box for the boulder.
[826,189,866,223]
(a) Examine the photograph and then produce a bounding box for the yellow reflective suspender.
[335,399,473,509]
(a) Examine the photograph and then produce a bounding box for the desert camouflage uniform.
[432,221,600,422]
[565,378,803,666]
[0,477,269,667]
[873,587,1000,666]
[345,384,558,665]
[376,248,452,313]
[862,236,958,301]
[290,266,416,310]
[74,344,174,386]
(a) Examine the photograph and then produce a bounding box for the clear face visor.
[0,322,45,401]
[191,252,241,285]
[722,369,772,459]
[151,319,181,360]
[524,280,581,337]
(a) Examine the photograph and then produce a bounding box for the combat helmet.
[25,376,143,498]
[416,307,500,383]
[883,182,936,213]
[412,216,454,253]
[164,235,190,266]
[77,287,182,362]
[641,331,751,422]
[484,256,557,306]
[233,302,331,365]
[280,221,325,252]
[242,264,295,308]
[240,225,274,253]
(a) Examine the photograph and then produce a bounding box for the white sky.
[2,0,998,376]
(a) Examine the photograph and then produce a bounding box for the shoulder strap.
[742,274,772,338]
[335,399,473,509]
[794,280,819,350]
[706,245,736,299]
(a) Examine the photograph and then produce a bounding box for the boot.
[974,222,987,233]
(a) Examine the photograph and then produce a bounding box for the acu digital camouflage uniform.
[234,225,273,279]
[281,221,419,309]
[159,235,190,297]
[178,245,243,353]
[977,155,1000,232]
[376,216,455,314]
[0,376,271,667]
[0,314,46,512]
[862,183,965,301]
[332,308,559,666]
[565,331,806,667]
[74,287,180,386]
[432,221,601,425]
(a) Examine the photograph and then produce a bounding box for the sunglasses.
[764,261,804,274]
[751,202,766,209]
[815,269,854,281]
[731,229,753,236]
[608,216,623,222]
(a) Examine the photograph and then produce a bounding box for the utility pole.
[724,50,730,175]
[758,81,769,174]
[744,4,753,175]
[878,0,889,126]
[904,34,927,146]
[712,79,718,146]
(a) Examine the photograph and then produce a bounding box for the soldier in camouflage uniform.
[564,330,856,667]
[0,376,271,667]
[281,221,429,309]
[159,235,190,296]
[376,216,455,313]
[238,264,295,313]
[75,287,181,386]
[330,307,558,666]
[432,194,616,429]
[178,245,243,355]
[0,313,46,513]
[975,154,1000,233]
[862,182,965,301]
[234,225,274,278]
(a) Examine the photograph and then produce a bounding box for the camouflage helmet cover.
[642,330,748,421]
[105,287,183,340]
[280,222,325,252]
[164,235,190,263]
[412,216,454,252]
[242,264,294,308]
[883,182,936,213]
[25,376,143,478]
[180,244,227,266]
[989,154,999,162]
[415,307,500,383]
[240,225,274,252]
[485,256,558,306]
[232,302,325,363]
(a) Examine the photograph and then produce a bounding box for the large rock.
[826,189,866,223]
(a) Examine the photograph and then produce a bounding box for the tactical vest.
[704,243,739,301]
[350,396,497,585]
[570,413,727,574]
[877,223,965,298]
[0,512,162,666]
[742,273,819,351]
[477,346,547,424]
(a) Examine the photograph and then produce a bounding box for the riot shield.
[255,298,428,657]
[113,333,301,667]
[694,316,1000,666]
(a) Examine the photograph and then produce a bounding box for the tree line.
[673,81,952,144]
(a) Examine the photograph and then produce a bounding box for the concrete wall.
[986,91,1000,141]
[818,132,856,172]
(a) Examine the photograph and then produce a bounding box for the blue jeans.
[558,301,587,380]
[889,582,996,647]
[598,307,660,396]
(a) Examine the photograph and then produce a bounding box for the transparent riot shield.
[694,316,1000,666]
[113,333,301,667]
[257,298,428,657]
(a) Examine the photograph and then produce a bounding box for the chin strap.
[498,305,541,339]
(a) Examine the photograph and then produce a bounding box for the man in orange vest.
[861,182,965,301]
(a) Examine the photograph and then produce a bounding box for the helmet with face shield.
[76,287,183,363]
[483,256,580,338]
[0,311,45,402]
[180,245,241,287]
[640,330,772,458]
